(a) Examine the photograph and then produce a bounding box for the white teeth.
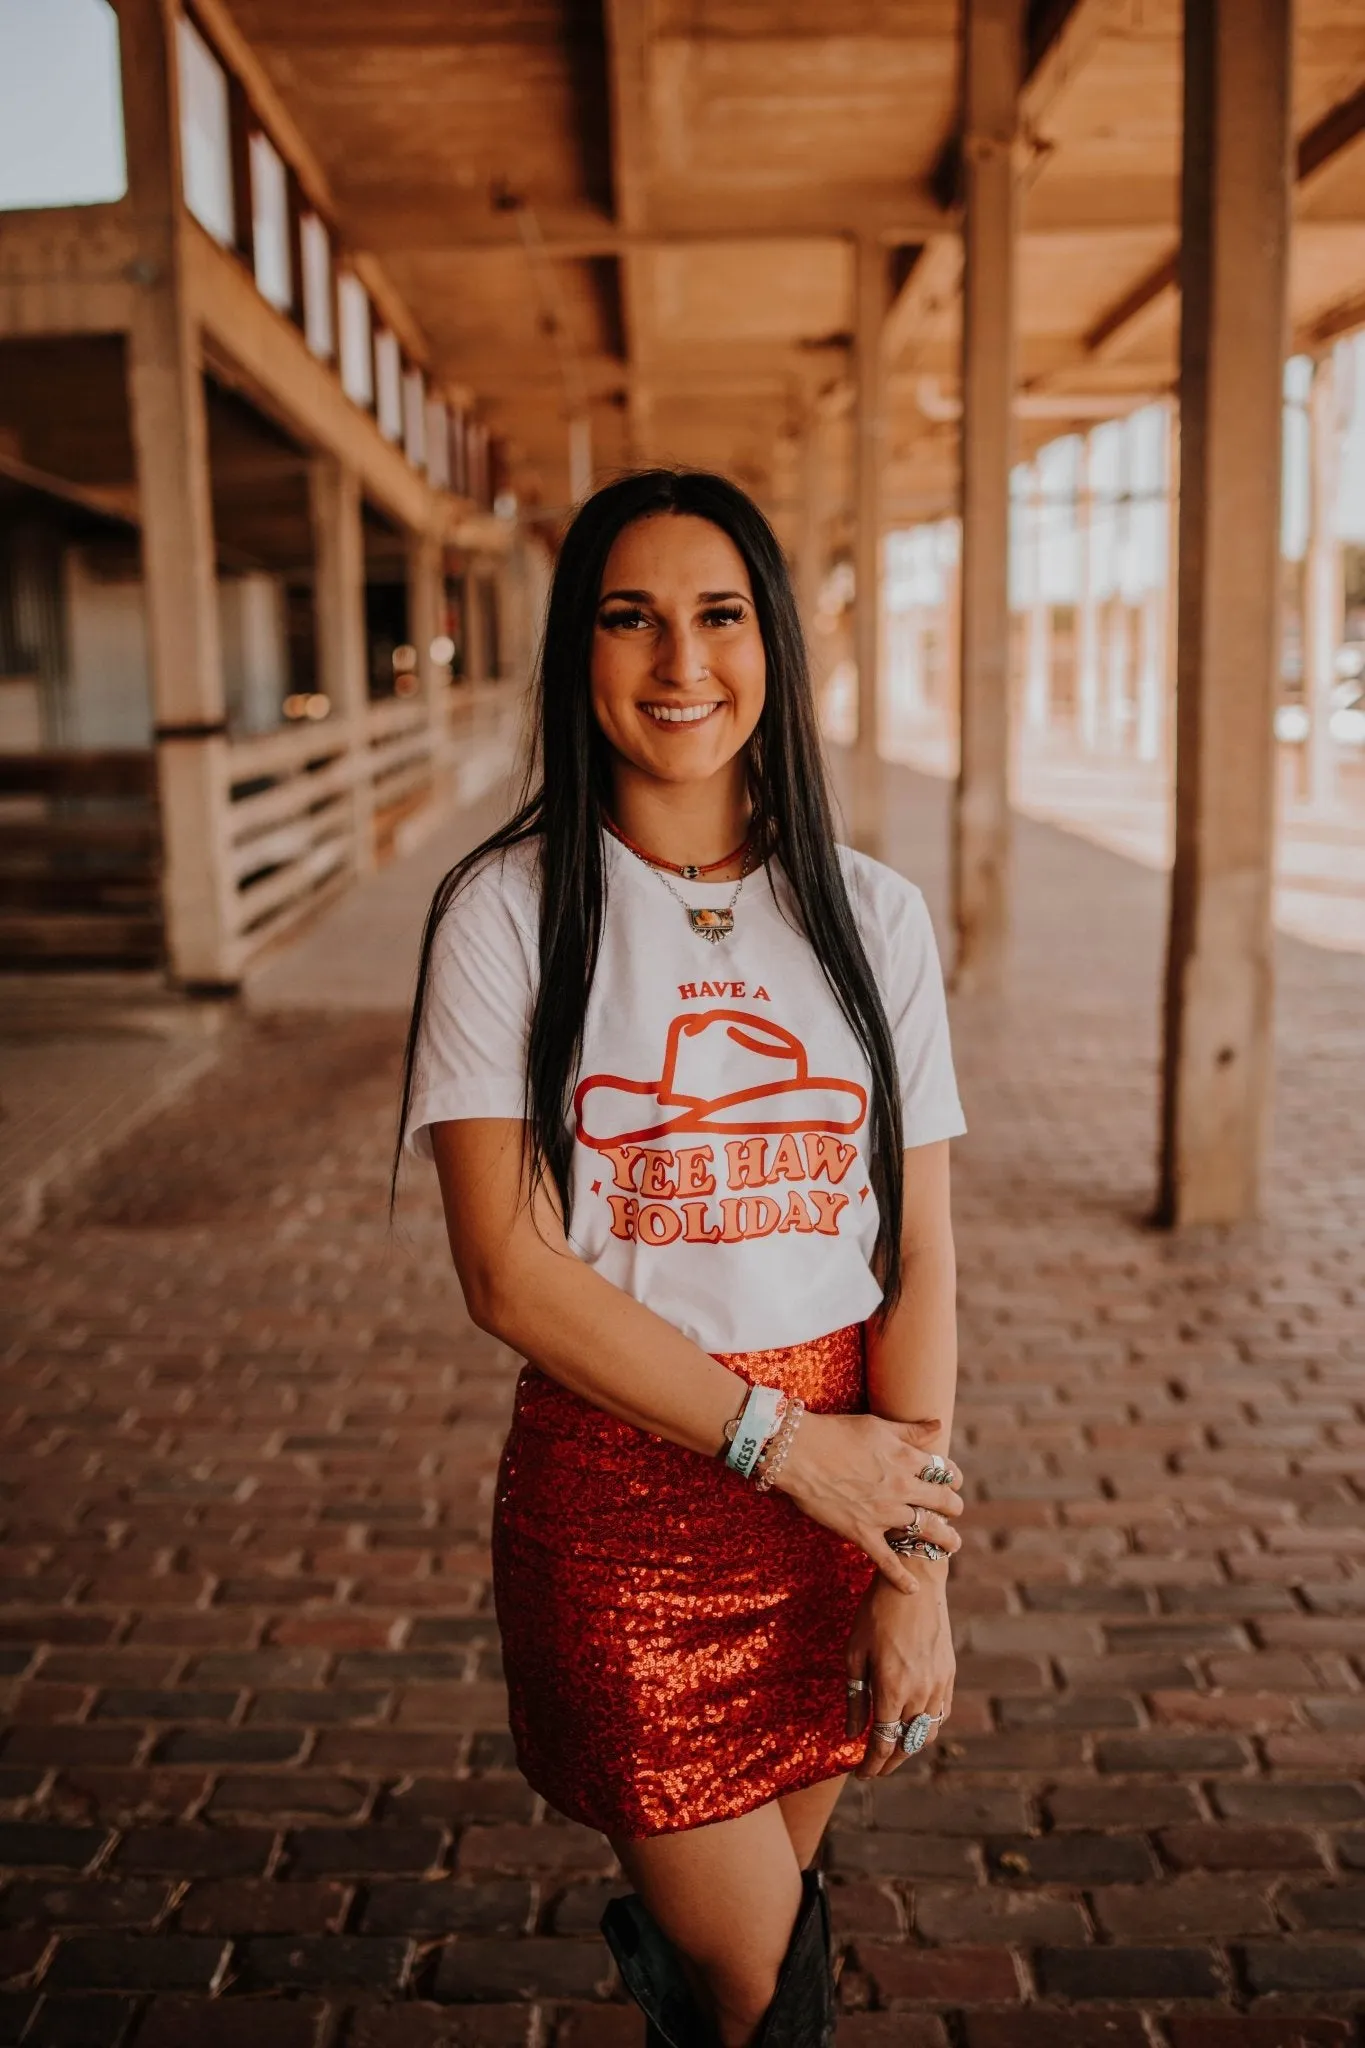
[641,703,720,725]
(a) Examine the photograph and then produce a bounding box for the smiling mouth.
[640,702,723,726]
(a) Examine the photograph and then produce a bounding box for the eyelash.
[599,604,747,631]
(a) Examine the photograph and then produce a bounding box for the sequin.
[492,1322,874,1840]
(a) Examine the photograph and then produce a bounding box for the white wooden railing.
[219,681,521,972]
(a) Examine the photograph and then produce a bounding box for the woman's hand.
[773,1414,963,1594]
[845,1567,956,1778]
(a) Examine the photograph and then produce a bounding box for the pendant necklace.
[606,818,754,944]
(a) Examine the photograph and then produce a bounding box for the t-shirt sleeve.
[403,856,537,1158]
[878,880,967,1148]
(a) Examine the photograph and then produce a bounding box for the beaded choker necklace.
[605,818,750,881]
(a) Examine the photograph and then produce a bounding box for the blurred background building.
[3,11,1365,2035]
[2,0,1364,1225]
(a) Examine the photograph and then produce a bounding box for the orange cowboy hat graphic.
[574,1008,868,1151]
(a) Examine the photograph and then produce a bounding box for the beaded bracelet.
[754,1397,805,1493]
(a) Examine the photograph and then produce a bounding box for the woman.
[397,470,966,2048]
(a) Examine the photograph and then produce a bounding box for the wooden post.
[944,538,963,774]
[1076,438,1102,752]
[409,528,450,802]
[1162,403,1181,772]
[798,407,826,671]
[953,0,1022,991]
[492,565,512,681]
[1023,469,1051,734]
[1158,0,1293,1226]
[465,568,488,683]
[853,235,886,854]
[568,414,594,505]
[310,455,375,871]
[119,0,235,987]
[1303,350,1343,812]
[1136,583,1164,763]
[408,530,444,710]
[1105,599,1130,752]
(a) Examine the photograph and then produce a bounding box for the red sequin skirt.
[492,1322,875,1840]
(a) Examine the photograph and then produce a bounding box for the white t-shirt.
[405,834,966,1354]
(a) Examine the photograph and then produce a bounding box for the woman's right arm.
[430,1116,962,1593]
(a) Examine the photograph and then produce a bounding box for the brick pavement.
[0,980,223,1236]
[0,762,1361,2046]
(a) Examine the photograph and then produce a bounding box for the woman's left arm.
[847,1137,961,1777]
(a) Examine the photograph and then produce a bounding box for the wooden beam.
[882,237,962,367]
[954,0,1024,995]
[603,0,656,462]
[1158,0,1293,1226]
[1296,80,1365,189]
[0,208,139,337]
[0,450,139,526]
[355,185,956,257]
[1302,287,1365,351]
[1077,72,1365,368]
[1021,0,1126,138]
[1084,253,1178,357]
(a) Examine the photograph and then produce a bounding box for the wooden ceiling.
[223,0,1365,532]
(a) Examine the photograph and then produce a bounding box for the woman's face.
[590,513,767,793]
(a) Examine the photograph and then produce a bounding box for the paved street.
[0,764,1362,2046]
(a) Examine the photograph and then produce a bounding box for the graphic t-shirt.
[405,834,966,1354]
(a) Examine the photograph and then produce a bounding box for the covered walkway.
[1,764,1362,2045]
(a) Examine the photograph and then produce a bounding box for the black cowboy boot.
[752,1870,836,2048]
[601,1891,719,2048]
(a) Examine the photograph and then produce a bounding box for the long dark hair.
[393,468,906,1305]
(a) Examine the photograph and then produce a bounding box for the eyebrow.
[597,588,750,605]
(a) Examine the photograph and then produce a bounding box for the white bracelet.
[724,1384,786,1479]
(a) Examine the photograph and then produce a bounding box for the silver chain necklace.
[622,842,753,945]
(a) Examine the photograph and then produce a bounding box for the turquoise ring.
[901,1712,941,1755]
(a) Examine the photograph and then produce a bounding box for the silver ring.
[871,1719,903,1743]
[885,1530,948,1561]
[845,1677,868,1694]
[920,1454,951,1485]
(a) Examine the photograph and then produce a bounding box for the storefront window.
[177,14,234,245]
[301,215,334,360]
[338,274,374,407]
[403,370,426,468]
[375,332,403,442]
[250,130,291,311]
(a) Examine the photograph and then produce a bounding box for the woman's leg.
[613,1802,804,2047]
[776,1772,848,1868]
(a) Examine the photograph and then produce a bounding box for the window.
[403,369,426,469]
[0,0,126,210]
[426,398,450,489]
[338,273,373,406]
[177,15,234,246]
[249,130,291,311]
[375,332,403,442]
[301,214,334,360]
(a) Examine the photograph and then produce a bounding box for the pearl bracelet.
[754,1397,805,1493]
